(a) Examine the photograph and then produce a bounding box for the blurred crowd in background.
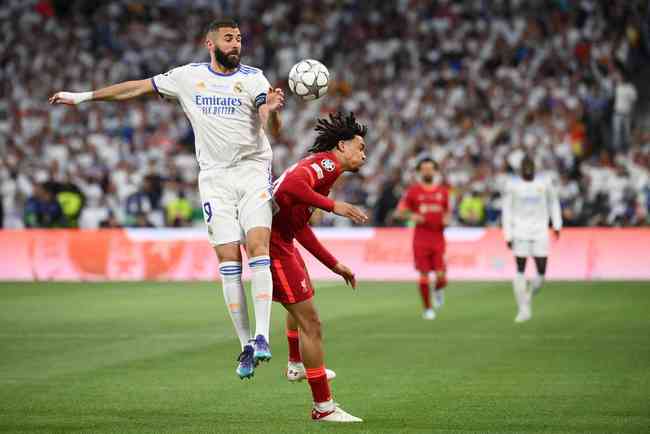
[2,0,650,229]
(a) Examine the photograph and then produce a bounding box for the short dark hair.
[416,157,438,171]
[204,18,239,36]
[308,112,367,153]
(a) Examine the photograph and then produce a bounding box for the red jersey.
[398,183,449,244]
[270,151,341,270]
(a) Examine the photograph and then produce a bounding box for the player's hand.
[333,262,356,289]
[411,213,425,224]
[333,201,368,225]
[266,87,285,112]
[49,91,92,105]
[554,230,560,240]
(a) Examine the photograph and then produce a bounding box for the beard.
[422,175,434,184]
[214,47,240,69]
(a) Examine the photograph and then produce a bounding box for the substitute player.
[271,112,367,422]
[395,157,450,320]
[502,154,562,323]
[49,19,284,378]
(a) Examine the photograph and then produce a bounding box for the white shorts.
[198,162,273,246]
[512,237,549,258]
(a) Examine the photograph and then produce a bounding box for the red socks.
[286,329,301,362]
[419,276,431,309]
[435,276,447,290]
[306,366,331,403]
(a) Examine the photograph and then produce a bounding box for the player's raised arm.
[258,87,284,137]
[49,79,155,105]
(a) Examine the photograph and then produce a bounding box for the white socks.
[513,272,528,309]
[532,274,544,292]
[249,255,273,340]
[314,399,336,412]
[219,262,251,349]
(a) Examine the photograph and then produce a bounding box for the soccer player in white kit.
[502,154,562,323]
[49,19,285,378]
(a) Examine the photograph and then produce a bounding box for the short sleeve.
[250,72,272,109]
[151,66,185,99]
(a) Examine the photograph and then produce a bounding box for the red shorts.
[271,250,315,305]
[413,242,446,273]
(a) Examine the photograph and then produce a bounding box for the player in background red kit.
[395,157,450,320]
[271,112,367,423]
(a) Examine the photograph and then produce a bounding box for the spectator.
[1,0,648,228]
[165,191,193,227]
[612,72,638,152]
[125,176,163,227]
[373,169,402,227]
[458,189,485,226]
[23,183,64,228]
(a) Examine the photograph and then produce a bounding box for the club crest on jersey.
[233,82,243,93]
[196,81,206,90]
[321,159,335,172]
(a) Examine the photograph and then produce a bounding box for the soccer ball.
[288,59,329,101]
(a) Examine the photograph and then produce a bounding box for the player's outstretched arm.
[49,79,155,105]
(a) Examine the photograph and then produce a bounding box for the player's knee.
[246,228,270,257]
[301,315,322,341]
[214,243,242,262]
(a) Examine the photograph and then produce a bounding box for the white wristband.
[58,91,93,105]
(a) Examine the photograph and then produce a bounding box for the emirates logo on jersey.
[321,159,335,172]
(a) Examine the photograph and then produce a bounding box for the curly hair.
[308,112,367,153]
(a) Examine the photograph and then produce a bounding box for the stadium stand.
[2,0,650,229]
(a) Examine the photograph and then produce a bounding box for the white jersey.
[502,176,562,242]
[152,62,272,170]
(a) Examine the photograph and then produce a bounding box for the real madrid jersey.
[151,63,272,170]
[502,177,562,241]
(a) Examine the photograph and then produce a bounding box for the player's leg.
[432,247,447,310]
[215,243,256,378]
[239,163,274,363]
[419,272,435,319]
[200,170,254,378]
[414,242,434,319]
[512,240,532,323]
[532,257,547,294]
[531,237,550,296]
[286,312,301,364]
[245,226,273,363]
[284,311,305,381]
[284,253,336,382]
[282,299,361,422]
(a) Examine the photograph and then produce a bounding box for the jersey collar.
[207,64,240,77]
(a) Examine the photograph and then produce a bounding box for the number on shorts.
[203,202,213,223]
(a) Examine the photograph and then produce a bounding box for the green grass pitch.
[0,281,649,434]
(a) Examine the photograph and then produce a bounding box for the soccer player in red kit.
[271,112,368,423]
[395,157,450,320]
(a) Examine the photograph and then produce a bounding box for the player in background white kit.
[502,154,562,323]
[49,19,285,379]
